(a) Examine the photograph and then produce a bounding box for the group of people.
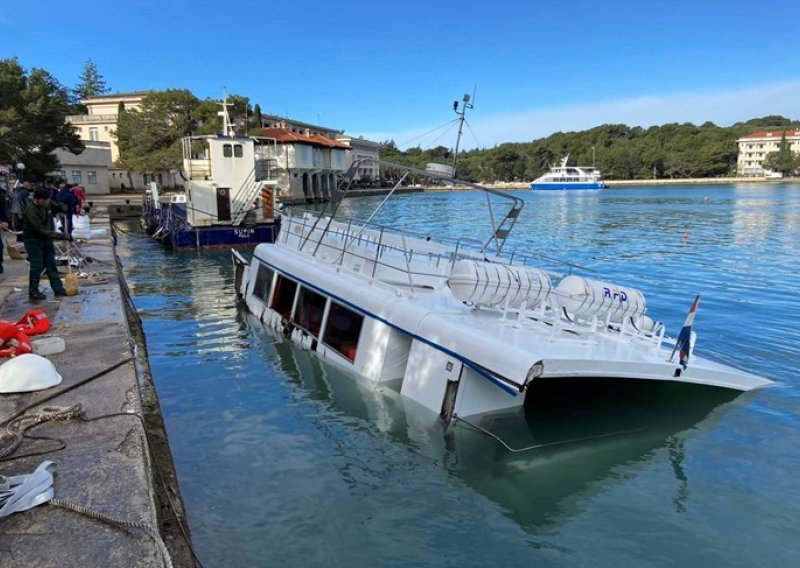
[10,180,85,235]
[1,177,84,300]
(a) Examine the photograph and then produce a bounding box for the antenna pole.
[219,87,235,137]
[452,86,475,177]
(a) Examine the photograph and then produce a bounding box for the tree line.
[380,116,800,182]
[2,56,799,182]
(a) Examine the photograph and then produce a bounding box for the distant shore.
[478,176,796,190]
[419,176,796,192]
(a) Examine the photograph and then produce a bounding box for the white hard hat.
[0,354,63,394]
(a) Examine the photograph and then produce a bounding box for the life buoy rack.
[0,310,52,358]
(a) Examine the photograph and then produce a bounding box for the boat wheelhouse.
[530,156,604,191]
[234,160,771,423]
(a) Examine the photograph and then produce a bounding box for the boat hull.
[168,222,280,251]
[142,195,280,250]
[530,182,605,190]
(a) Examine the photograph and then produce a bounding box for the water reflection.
[243,311,740,534]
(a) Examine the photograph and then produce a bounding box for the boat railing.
[280,209,597,289]
[280,211,481,291]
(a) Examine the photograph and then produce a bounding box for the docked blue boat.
[530,156,605,191]
[142,100,280,250]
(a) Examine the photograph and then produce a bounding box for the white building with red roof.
[737,129,800,175]
[255,124,351,202]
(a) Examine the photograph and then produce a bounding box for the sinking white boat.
[233,160,771,421]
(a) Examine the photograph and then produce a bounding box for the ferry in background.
[530,156,605,191]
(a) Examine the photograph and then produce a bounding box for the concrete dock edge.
[0,211,194,567]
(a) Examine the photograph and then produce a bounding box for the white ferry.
[530,155,604,191]
[233,160,770,423]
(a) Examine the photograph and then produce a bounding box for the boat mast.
[218,87,235,137]
[452,87,475,176]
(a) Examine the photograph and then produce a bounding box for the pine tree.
[763,132,800,176]
[252,104,263,130]
[74,59,109,102]
[0,58,83,179]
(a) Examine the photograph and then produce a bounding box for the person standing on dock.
[11,181,31,237]
[22,187,70,301]
[0,188,9,273]
[56,183,79,235]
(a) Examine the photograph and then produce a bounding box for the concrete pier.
[0,213,191,567]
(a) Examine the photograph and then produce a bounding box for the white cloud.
[361,81,800,150]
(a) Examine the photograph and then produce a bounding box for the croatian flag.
[670,295,700,369]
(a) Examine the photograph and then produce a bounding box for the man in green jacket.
[23,187,69,301]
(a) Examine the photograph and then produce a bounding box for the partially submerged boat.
[233,160,771,422]
[530,155,604,191]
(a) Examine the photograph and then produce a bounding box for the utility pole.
[452,86,476,177]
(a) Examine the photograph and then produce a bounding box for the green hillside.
[379,116,800,183]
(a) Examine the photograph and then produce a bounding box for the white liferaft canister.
[554,275,646,322]
[447,259,551,308]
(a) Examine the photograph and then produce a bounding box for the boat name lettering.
[234,228,255,238]
[603,287,627,302]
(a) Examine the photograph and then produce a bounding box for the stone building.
[336,136,381,182]
[52,141,113,195]
[66,91,173,190]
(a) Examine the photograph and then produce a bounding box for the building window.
[72,170,82,184]
[223,144,233,157]
[87,171,97,184]
[57,170,66,181]
[89,127,99,141]
[234,144,243,158]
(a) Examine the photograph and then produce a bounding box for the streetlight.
[15,162,25,181]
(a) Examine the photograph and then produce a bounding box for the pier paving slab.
[0,217,180,567]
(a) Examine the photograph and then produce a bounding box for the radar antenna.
[452,86,476,177]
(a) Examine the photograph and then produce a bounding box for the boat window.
[252,263,274,303]
[234,144,243,158]
[223,144,233,158]
[293,286,327,337]
[322,301,364,362]
[270,275,298,319]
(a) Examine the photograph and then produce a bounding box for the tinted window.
[323,301,364,361]
[234,144,243,158]
[223,144,233,157]
[270,275,297,319]
[293,287,327,337]
[253,264,274,302]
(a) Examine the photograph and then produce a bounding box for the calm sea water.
[118,183,800,568]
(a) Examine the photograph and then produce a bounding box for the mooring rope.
[50,498,173,568]
[453,414,643,453]
[0,404,83,459]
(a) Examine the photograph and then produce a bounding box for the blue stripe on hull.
[530,182,604,190]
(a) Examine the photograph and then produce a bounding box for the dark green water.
[118,183,800,567]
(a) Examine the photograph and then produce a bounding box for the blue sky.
[3,0,800,149]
